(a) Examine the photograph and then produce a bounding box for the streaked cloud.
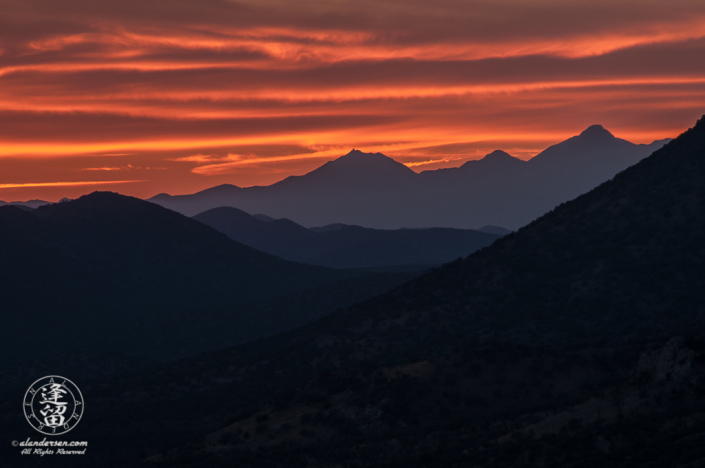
[82,167,124,171]
[0,180,146,189]
[81,164,166,170]
[403,157,464,168]
[0,0,704,198]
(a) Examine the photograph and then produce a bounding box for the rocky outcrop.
[500,337,701,442]
[636,336,695,382]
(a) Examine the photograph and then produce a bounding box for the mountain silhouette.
[290,149,417,187]
[522,124,671,213]
[0,198,50,209]
[150,128,669,229]
[465,148,523,166]
[477,224,512,235]
[39,116,703,468]
[253,213,276,222]
[0,192,414,361]
[326,118,702,355]
[529,124,667,167]
[51,116,705,467]
[193,207,501,269]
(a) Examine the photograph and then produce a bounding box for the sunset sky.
[2,0,705,201]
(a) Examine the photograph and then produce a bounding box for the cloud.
[191,154,324,175]
[82,167,123,171]
[0,180,146,189]
[81,164,165,170]
[403,157,464,167]
[166,144,344,175]
[173,154,229,163]
[0,0,703,196]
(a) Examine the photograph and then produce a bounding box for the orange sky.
[1,0,705,201]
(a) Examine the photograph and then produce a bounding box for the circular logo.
[23,376,84,436]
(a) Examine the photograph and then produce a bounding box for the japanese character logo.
[23,376,84,435]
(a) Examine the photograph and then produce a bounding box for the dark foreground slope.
[7,118,699,467]
[193,207,501,269]
[171,336,705,468]
[0,192,411,362]
[140,118,704,467]
[190,114,705,372]
[368,121,703,351]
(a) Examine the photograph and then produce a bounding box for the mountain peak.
[482,150,515,161]
[458,150,522,170]
[315,149,415,174]
[579,124,615,139]
[341,149,387,160]
[271,148,417,191]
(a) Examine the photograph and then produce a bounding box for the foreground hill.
[151,127,668,229]
[0,192,411,362]
[169,336,705,468]
[193,207,501,269]
[16,117,700,467]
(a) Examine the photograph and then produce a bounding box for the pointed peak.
[459,150,522,169]
[332,149,401,166]
[196,183,242,195]
[342,149,385,158]
[299,148,416,180]
[482,150,514,160]
[579,125,615,139]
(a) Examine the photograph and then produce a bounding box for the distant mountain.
[310,223,348,233]
[253,213,276,222]
[259,115,702,358]
[150,129,670,229]
[0,192,411,362]
[477,225,512,236]
[289,149,418,187]
[324,119,702,355]
[53,117,703,467]
[193,207,501,269]
[0,198,51,209]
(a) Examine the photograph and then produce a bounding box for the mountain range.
[150,125,669,230]
[193,207,502,269]
[8,116,699,467]
[0,199,50,209]
[0,193,415,363]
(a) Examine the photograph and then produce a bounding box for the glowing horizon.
[1,0,704,201]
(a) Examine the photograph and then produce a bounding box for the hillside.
[160,336,705,468]
[0,192,411,362]
[13,117,701,467]
[183,115,705,371]
[193,207,501,269]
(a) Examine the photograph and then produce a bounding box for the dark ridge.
[25,116,705,468]
[0,191,366,361]
[194,208,500,269]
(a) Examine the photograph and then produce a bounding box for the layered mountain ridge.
[150,126,670,229]
[0,192,414,362]
[30,116,703,468]
[193,207,501,269]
